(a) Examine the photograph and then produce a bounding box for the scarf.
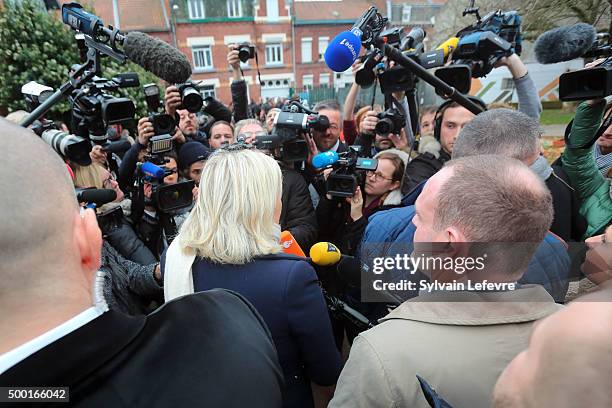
[529,155,553,182]
[163,239,196,302]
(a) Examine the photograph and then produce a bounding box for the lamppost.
[170,0,179,48]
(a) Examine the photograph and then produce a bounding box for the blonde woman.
[162,147,342,408]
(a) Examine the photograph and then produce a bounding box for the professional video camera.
[138,161,194,214]
[70,73,138,145]
[144,83,176,135]
[435,0,522,94]
[255,101,329,162]
[320,147,378,199]
[559,33,612,101]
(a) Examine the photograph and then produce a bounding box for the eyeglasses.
[238,131,267,139]
[102,173,116,189]
[366,170,393,182]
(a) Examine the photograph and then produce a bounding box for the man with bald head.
[330,155,562,408]
[493,287,612,407]
[0,118,283,406]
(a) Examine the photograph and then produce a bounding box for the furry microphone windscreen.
[124,32,192,84]
[534,23,597,64]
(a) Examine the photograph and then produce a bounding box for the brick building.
[49,0,446,105]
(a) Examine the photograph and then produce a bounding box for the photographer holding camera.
[401,52,542,195]
[228,43,252,122]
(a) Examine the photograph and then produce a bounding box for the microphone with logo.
[278,234,373,330]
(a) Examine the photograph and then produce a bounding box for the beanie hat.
[178,141,210,170]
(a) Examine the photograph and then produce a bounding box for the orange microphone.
[280,230,306,257]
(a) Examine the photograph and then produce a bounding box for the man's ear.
[73,209,102,276]
[445,226,469,257]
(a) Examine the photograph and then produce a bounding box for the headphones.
[433,96,487,141]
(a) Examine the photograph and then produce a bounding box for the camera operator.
[235,118,267,143]
[165,85,232,145]
[178,141,210,184]
[316,150,407,256]
[133,152,191,259]
[247,119,319,250]
[401,52,542,195]
[71,163,161,314]
[358,110,411,155]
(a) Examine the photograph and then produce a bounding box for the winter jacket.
[546,166,587,242]
[329,285,561,408]
[231,79,249,122]
[281,168,318,251]
[101,240,162,315]
[104,213,158,265]
[561,101,612,238]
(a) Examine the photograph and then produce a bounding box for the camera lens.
[152,114,176,135]
[181,86,204,113]
[375,118,393,136]
[238,46,251,63]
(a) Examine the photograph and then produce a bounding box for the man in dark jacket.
[280,165,318,251]
[228,44,250,122]
[0,119,284,407]
[453,108,586,242]
[401,53,541,195]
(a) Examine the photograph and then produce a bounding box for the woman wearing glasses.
[316,149,408,256]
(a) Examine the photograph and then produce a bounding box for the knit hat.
[178,141,210,170]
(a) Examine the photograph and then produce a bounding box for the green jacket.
[561,101,612,238]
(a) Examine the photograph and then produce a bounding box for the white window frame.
[200,84,216,99]
[192,46,213,71]
[302,74,314,90]
[188,0,205,19]
[227,0,243,18]
[265,43,283,66]
[301,38,312,63]
[402,5,412,24]
[319,73,330,87]
[318,37,329,61]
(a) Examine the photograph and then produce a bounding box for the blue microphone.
[312,151,339,169]
[140,161,165,181]
[324,30,363,72]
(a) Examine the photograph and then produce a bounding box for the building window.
[320,73,330,87]
[318,37,329,61]
[188,0,205,19]
[227,0,242,18]
[301,38,312,63]
[303,74,313,90]
[200,85,216,99]
[402,5,412,24]
[192,46,213,70]
[265,43,283,65]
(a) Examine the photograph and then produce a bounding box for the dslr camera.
[237,43,256,63]
[255,102,330,162]
[376,108,406,137]
[143,83,177,137]
[176,81,204,113]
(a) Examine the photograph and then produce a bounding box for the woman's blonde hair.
[179,148,282,264]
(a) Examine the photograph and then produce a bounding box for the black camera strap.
[240,51,264,87]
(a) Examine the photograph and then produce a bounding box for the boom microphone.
[124,32,192,84]
[534,23,597,64]
[76,188,117,206]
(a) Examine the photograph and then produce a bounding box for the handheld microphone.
[534,23,597,64]
[401,27,425,51]
[324,31,363,72]
[76,188,117,206]
[280,231,306,257]
[312,151,339,169]
[140,161,165,181]
[310,242,342,266]
[436,37,460,59]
